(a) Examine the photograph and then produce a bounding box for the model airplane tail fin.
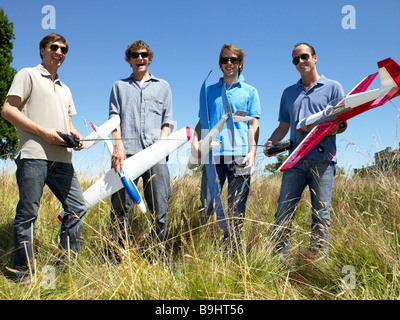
[83,115,120,150]
[367,58,400,110]
[90,121,114,156]
[377,58,400,89]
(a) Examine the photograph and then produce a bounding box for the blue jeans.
[14,158,86,277]
[200,156,250,234]
[110,162,171,247]
[272,159,335,256]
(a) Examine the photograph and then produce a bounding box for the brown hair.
[125,40,154,62]
[219,43,246,74]
[39,33,68,58]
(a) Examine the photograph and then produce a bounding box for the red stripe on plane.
[279,121,338,171]
[348,72,378,96]
[370,87,400,109]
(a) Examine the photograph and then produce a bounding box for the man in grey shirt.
[108,40,174,261]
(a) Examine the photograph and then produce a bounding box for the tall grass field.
[1,165,400,300]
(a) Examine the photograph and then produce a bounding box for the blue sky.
[1,0,400,176]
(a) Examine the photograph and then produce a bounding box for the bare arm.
[1,95,66,146]
[243,117,259,169]
[190,120,201,158]
[263,122,290,157]
[111,125,126,173]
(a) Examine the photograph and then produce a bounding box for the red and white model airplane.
[279,57,400,172]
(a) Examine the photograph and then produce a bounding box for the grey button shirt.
[109,73,174,155]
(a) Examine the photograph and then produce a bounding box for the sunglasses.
[130,51,149,59]
[220,57,241,65]
[292,53,310,65]
[49,44,68,55]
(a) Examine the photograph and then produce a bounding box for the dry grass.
[1,166,400,300]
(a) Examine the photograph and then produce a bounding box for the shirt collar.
[125,73,160,82]
[295,75,327,89]
[37,64,62,85]
[216,74,246,88]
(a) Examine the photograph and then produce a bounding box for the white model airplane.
[279,57,400,172]
[58,117,191,221]
[87,118,146,214]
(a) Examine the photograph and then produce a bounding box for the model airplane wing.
[58,126,191,221]
[279,121,338,172]
[83,115,120,150]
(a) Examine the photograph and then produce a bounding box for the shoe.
[6,267,33,286]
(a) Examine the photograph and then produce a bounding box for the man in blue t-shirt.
[264,43,345,258]
[191,44,261,236]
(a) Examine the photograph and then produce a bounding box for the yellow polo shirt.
[7,64,76,163]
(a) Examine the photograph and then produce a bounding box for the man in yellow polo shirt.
[1,33,87,282]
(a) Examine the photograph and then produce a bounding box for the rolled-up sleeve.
[162,82,174,131]
[109,83,120,119]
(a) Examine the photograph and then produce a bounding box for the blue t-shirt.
[201,75,261,156]
[279,75,344,161]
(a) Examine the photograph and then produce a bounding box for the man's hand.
[69,130,85,150]
[41,128,68,146]
[263,141,273,157]
[263,122,290,157]
[111,142,126,173]
[264,140,292,156]
[190,141,201,159]
[242,152,255,170]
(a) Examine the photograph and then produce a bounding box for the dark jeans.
[200,156,250,234]
[110,162,171,249]
[14,158,86,278]
[272,159,335,257]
